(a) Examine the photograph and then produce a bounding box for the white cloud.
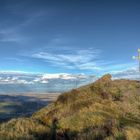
[77,62,102,70]
[32,48,137,74]
[41,73,77,80]
[0,71,37,84]
[0,71,97,86]
[32,73,90,84]
[32,49,101,71]
[0,70,34,75]
[112,67,140,80]
[0,76,33,84]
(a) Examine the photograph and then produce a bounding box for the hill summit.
[0,74,140,140]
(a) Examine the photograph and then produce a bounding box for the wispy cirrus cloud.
[0,29,24,43]
[102,63,137,74]
[0,3,56,43]
[32,48,102,71]
[30,44,138,75]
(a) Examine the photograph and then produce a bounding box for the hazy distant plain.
[0,93,60,122]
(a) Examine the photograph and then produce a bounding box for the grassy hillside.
[0,74,140,140]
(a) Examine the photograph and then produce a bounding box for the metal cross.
[133,49,140,72]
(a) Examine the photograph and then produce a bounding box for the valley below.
[0,93,60,122]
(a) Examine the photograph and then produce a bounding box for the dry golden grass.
[0,74,140,140]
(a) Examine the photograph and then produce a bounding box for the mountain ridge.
[0,74,140,140]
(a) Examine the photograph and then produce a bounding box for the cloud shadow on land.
[0,94,53,122]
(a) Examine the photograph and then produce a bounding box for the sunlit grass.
[0,74,140,140]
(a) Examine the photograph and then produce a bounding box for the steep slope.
[0,74,140,140]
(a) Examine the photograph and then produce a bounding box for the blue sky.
[0,0,140,75]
